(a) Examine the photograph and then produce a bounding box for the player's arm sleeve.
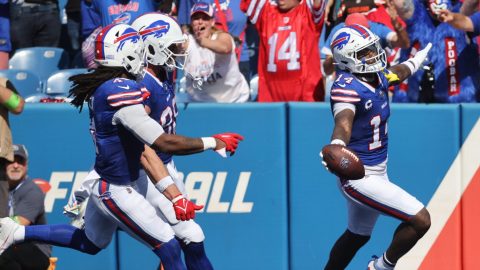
[306,0,327,27]
[112,104,165,146]
[333,102,356,116]
[330,87,361,104]
[240,0,267,24]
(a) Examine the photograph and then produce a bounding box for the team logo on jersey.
[139,20,171,41]
[365,99,373,110]
[113,13,132,24]
[331,32,351,50]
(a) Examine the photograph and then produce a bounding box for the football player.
[240,0,326,101]
[321,25,432,270]
[0,23,239,270]
[63,13,243,270]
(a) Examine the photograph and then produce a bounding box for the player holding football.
[0,23,241,270]
[321,24,432,270]
[240,0,326,102]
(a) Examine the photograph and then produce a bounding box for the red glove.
[213,132,244,156]
[172,195,203,221]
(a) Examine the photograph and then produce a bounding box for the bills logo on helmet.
[331,32,351,50]
[114,27,140,51]
[346,25,370,39]
[139,20,170,41]
[113,13,132,24]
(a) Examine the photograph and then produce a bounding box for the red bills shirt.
[241,0,326,101]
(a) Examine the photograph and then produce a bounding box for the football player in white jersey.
[321,24,433,270]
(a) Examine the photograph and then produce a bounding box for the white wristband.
[330,139,346,146]
[171,194,184,204]
[201,137,216,150]
[154,176,174,193]
[402,59,417,74]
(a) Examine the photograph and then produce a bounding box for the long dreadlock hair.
[69,66,136,112]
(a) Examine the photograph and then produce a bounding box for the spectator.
[184,2,250,103]
[0,144,52,270]
[178,0,252,83]
[334,0,381,24]
[0,0,10,69]
[438,9,480,36]
[0,78,24,219]
[241,0,326,102]
[80,0,158,68]
[392,0,480,103]
[322,12,410,75]
[9,0,61,53]
[65,0,83,67]
[460,0,478,15]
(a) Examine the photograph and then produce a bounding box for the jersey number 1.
[369,116,387,150]
[267,32,300,72]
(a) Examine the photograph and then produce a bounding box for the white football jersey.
[184,32,250,103]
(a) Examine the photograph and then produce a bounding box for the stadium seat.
[0,69,42,97]
[46,68,88,95]
[9,47,70,82]
[249,74,258,101]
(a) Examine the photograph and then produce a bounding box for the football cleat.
[0,217,20,255]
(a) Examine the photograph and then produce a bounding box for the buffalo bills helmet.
[131,13,188,70]
[94,23,145,76]
[331,24,387,73]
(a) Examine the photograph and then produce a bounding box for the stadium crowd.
[0,1,478,270]
[0,0,478,103]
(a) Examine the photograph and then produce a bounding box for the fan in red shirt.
[241,0,326,101]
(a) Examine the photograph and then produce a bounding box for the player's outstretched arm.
[141,145,203,221]
[113,104,244,157]
[387,42,432,85]
[152,132,244,157]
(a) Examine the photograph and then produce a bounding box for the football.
[321,144,365,180]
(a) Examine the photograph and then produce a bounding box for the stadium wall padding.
[10,103,479,270]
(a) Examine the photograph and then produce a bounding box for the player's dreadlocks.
[69,66,136,112]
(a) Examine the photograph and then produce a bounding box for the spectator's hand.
[213,132,244,156]
[385,0,399,20]
[194,28,210,47]
[437,9,454,23]
[172,195,203,221]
